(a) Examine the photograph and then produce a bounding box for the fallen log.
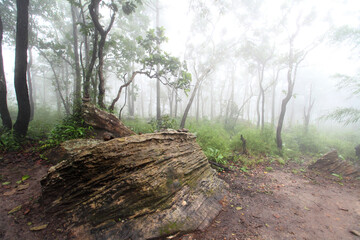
[41,131,228,240]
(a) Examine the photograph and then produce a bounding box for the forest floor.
[0,148,360,240]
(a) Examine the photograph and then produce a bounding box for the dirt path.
[180,163,360,240]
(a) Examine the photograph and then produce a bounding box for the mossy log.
[41,131,227,239]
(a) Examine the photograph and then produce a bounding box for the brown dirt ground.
[1,149,359,240]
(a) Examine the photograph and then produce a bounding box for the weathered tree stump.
[309,150,360,179]
[41,131,228,239]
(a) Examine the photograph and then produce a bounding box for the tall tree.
[71,3,82,113]
[13,0,30,137]
[89,0,117,109]
[303,84,315,133]
[0,15,12,130]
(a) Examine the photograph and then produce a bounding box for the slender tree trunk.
[79,0,89,83]
[109,72,138,112]
[38,49,71,115]
[27,46,34,121]
[89,0,116,109]
[71,4,82,113]
[84,8,98,99]
[256,90,261,128]
[276,62,294,150]
[149,81,153,118]
[304,85,314,133]
[155,0,161,121]
[180,78,201,128]
[174,90,178,118]
[0,15,12,130]
[210,80,214,120]
[271,83,276,127]
[13,0,30,137]
[260,73,265,131]
[196,86,201,122]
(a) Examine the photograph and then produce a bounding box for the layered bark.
[82,101,135,138]
[309,150,360,179]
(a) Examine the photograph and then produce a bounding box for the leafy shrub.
[40,113,92,150]
[205,147,227,165]
[0,131,21,152]
[149,115,178,130]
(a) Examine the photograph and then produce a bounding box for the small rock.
[103,132,115,141]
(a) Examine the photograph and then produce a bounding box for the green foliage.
[324,108,360,126]
[231,125,277,156]
[149,115,178,131]
[282,125,358,162]
[136,28,192,94]
[122,118,153,134]
[331,173,343,180]
[205,147,227,165]
[265,166,273,172]
[40,114,92,150]
[188,120,231,158]
[0,131,21,152]
[283,126,321,159]
[324,73,360,125]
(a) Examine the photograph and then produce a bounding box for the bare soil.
[1,149,359,240]
[178,161,360,240]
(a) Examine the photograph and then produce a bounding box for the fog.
[2,0,360,131]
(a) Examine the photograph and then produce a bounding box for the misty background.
[2,0,360,135]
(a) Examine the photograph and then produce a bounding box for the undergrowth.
[39,113,92,150]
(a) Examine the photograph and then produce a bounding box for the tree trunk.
[304,85,315,133]
[271,68,281,127]
[0,15,12,130]
[155,0,161,121]
[13,0,30,137]
[71,4,82,113]
[256,90,261,128]
[38,49,71,115]
[210,80,214,120]
[79,0,90,91]
[180,78,201,128]
[174,90,178,118]
[27,46,34,121]
[196,86,201,122]
[84,3,98,99]
[109,72,138,112]
[149,81,153,118]
[276,61,294,150]
[89,0,116,109]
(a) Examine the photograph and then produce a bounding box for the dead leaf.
[30,224,48,231]
[3,189,17,196]
[24,208,30,215]
[350,230,360,237]
[236,206,242,210]
[273,214,280,219]
[8,205,22,214]
[17,183,29,191]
